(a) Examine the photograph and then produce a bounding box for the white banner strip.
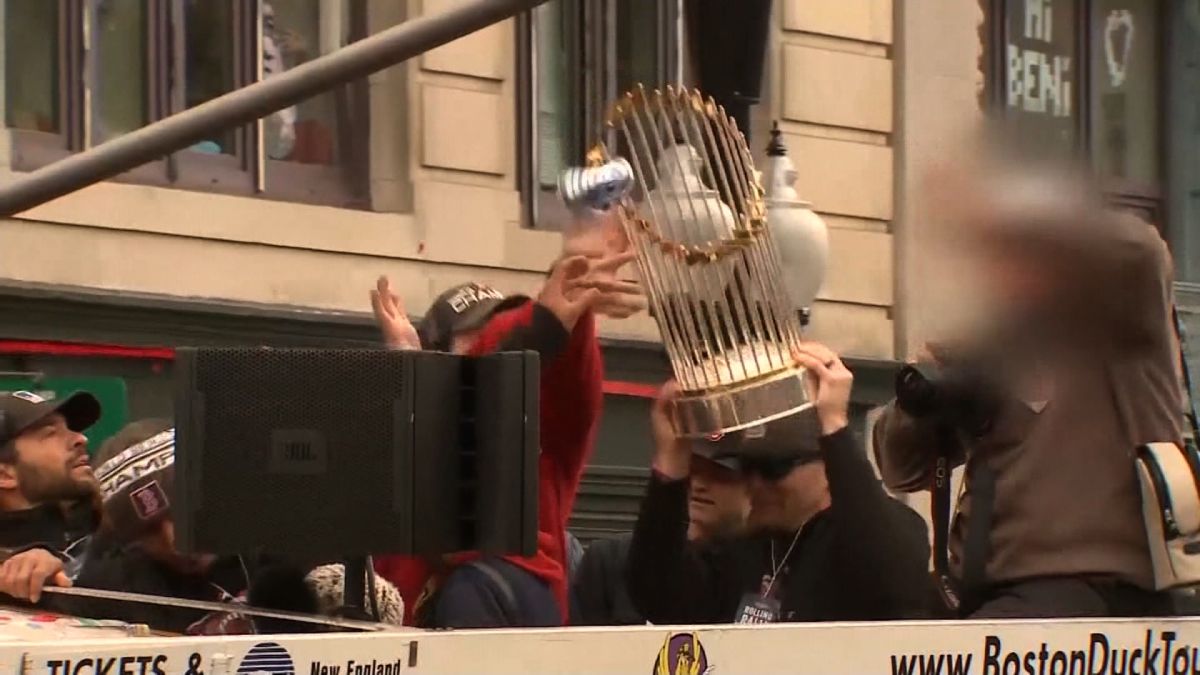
[7,617,1200,674]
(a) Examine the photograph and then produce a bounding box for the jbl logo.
[270,430,326,474]
[284,441,314,462]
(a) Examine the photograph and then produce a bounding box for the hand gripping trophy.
[561,85,818,439]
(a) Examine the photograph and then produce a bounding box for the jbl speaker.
[173,348,539,560]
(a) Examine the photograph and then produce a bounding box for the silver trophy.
[584,85,812,439]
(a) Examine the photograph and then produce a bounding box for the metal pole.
[0,0,553,216]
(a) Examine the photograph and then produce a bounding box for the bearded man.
[0,390,102,601]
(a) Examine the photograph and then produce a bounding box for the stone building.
[0,0,1194,538]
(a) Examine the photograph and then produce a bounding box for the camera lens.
[895,363,940,418]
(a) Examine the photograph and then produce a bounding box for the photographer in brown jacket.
[874,164,1181,618]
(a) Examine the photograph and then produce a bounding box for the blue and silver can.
[558,157,635,213]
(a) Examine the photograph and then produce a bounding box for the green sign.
[0,377,129,455]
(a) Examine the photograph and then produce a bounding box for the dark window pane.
[265,0,344,165]
[616,0,661,95]
[185,0,236,154]
[536,1,579,188]
[93,0,148,142]
[1002,0,1079,156]
[1089,0,1161,185]
[1166,0,1200,281]
[6,0,59,132]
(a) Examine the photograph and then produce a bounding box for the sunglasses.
[736,453,822,481]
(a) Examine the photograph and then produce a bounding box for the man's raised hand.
[370,276,421,351]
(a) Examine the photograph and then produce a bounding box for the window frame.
[7,0,86,170]
[516,0,681,230]
[984,0,1170,228]
[5,0,371,210]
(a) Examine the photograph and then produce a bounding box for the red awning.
[0,339,659,398]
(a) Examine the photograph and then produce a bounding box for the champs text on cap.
[447,284,505,314]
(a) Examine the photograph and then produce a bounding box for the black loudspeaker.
[686,0,773,138]
[173,348,539,560]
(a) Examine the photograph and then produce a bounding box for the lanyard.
[764,527,804,599]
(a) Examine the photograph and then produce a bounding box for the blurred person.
[372,250,646,628]
[572,448,749,625]
[0,390,101,602]
[874,159,1180,618]
[626,344,932,624]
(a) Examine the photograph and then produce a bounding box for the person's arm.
[1098,215,1173,352]
[822,428,933,619]
[467,267,605,492]
[791,344,933,619]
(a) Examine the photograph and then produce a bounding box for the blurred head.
[686,454,748,542]
[923,135,1113,341]
[418,282,529,354]
[0,391,102,510]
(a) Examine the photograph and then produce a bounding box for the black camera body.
[894,360,1000,437]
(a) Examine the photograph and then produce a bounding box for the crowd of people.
[0,157,1191,634]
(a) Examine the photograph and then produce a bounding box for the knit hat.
[95,428,175,541]
[304,564,405,626]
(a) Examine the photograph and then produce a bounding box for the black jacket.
[0,501,98,574]
[54,535,254,634]
[626,428,933,624]
[571,533,644,626]
[56,536,319,634]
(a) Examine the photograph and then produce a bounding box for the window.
[6,0,64,135]
[996,0,1081,157]
[987,0,1167,220]
[518,0,680,229]
[4,0,369,209]
[1089,0,1161,188]
[91,0,149,144]
[1166,0,1200,282]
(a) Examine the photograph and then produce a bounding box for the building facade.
[0,0,1195,538]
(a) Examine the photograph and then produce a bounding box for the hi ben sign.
[1007,0,1074,119]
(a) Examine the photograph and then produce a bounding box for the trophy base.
[673,367,814,439]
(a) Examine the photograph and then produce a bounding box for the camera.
[894,360,1000,436]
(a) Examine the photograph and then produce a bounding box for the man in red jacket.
[371,251,643,627]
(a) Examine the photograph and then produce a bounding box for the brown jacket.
[874,214,1181,590]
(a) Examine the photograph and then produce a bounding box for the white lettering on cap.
[447,284,505,313]
[11,391,46,404]
[744,424,766,440]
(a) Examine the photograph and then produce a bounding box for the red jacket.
[374,301,604,624]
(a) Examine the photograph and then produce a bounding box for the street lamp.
[762,122,828,327]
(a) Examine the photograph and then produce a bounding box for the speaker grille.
[183,348,410,557]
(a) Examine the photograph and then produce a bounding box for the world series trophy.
[563,85,813,439]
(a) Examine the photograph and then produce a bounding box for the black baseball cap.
[418,282,529,352]
[691,409,822,464]
[0,390,102,450]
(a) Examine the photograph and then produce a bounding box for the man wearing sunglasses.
[625,343,933,624]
